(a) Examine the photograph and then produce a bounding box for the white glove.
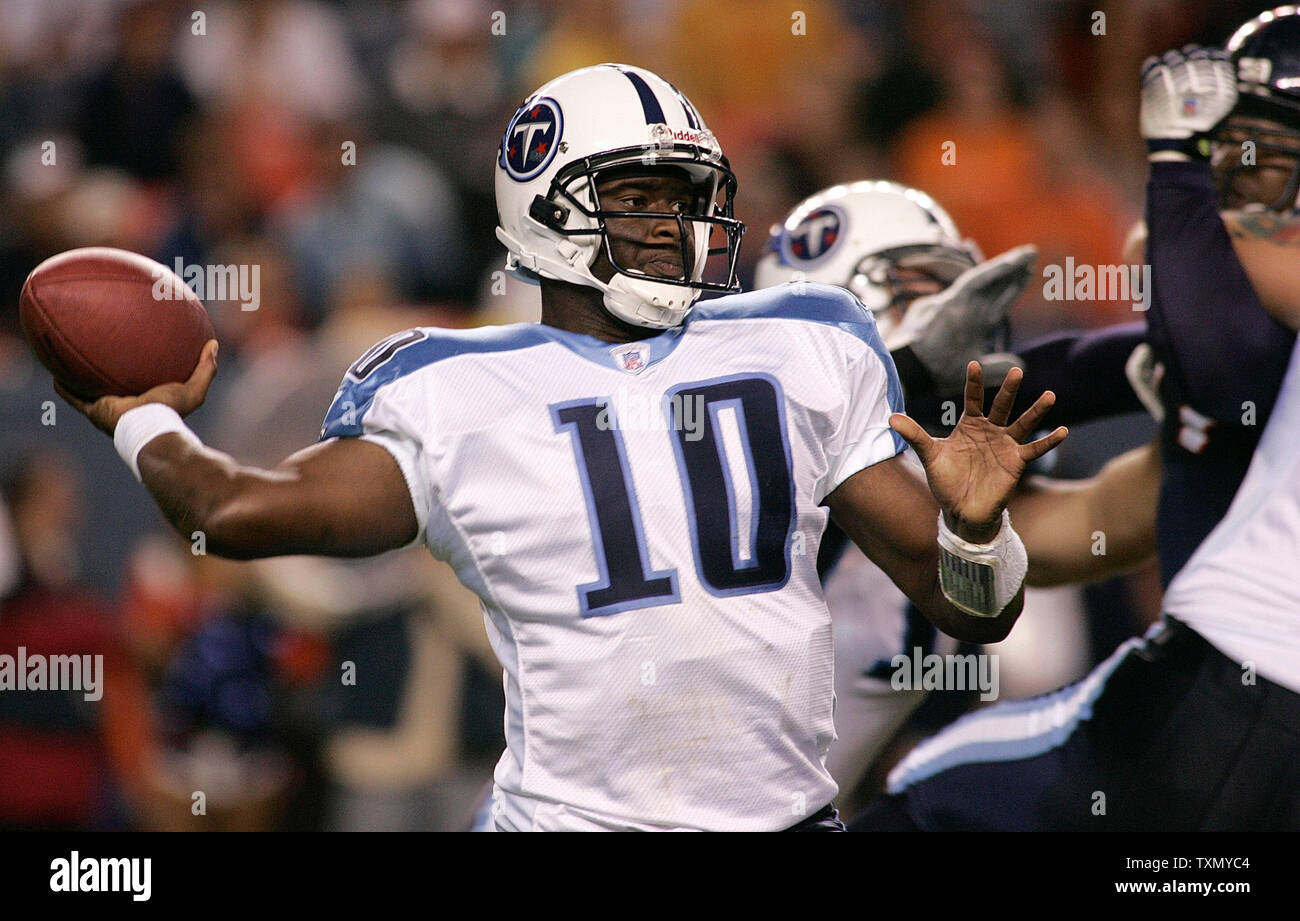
[895,244,1037,393]
[1140,45,1237,155]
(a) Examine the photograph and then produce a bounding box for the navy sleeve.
[1011,323,1147,427]
[1145,160,1295,424]
[1144,161,1298,587]
[897,323,1147,430]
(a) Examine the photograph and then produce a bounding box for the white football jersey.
[822,533,959,792]
[321,282,906,831]
[1162,336,1300,694]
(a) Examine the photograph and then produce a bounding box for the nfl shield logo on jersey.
[611,342,649,373]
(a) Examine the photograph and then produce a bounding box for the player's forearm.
[831,511,1009,643]
[1015,442,1159,586]
[914,558,1025,645]
[135,432,417,559]
[1081,441,1159,574]
[1013,479,1095,586]
[137,434,299,559]
[845,515,1024,644]
[826,455,1028,644]
[901,325,1145,436]
[1012,325,1146,427]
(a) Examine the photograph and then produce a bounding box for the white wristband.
[113,403,203,481]
[936,510,1028,618]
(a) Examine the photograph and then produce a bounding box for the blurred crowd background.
[0,0,1280,830]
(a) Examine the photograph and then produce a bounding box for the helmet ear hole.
[530,195,570,230]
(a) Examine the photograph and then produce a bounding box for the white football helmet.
[495,63,744,329]
[754,181,982,348]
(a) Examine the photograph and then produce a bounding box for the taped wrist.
[113,403,202,481]
[937,510,1028,618]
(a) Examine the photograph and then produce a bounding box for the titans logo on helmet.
[783,205,846,266]
[501,97,564,182]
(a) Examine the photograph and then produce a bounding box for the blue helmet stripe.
[617,68,666,124]
[667,81,700,128]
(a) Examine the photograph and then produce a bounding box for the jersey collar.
[537,321,688,374]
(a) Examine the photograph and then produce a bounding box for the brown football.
[19,247,216,400]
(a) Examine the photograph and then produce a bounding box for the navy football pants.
[850,618,1300,831]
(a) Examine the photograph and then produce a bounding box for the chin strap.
[603,273,697,329]
[498,227,702,329]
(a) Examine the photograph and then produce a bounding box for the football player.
[753,181,1161,803]
[55,64,1065,832]
[851,11,1300,831]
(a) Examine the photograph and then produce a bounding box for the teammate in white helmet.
[755,180,1025,393]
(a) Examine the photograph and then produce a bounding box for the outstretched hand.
[54,339,219,437]
[889,360,1067,543]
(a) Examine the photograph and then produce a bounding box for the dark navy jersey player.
[850,12,1300,832]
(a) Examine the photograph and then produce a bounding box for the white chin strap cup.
[497,226,701,330]
[604,273,696,329]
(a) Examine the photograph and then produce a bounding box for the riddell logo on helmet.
[651,124,715,148]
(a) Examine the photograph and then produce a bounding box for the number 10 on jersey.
[551,374,796,617]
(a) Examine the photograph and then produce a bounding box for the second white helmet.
[754,181,982,348]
